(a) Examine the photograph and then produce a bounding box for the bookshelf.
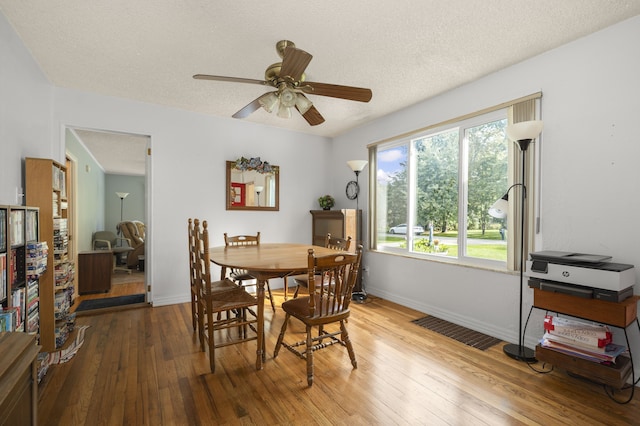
[0,206,44,337]
[26,158,75,351]
[0,206,7,308]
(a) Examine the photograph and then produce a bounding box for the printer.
[526,250,635,302]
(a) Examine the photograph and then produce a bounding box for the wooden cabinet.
[0,332,40,425]
[25,158,75,351]
[78,251,112,294]
[310,209,362,290]
[310,209,361,248]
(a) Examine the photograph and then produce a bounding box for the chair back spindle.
[307,248,361,318]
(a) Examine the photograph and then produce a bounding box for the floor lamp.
[255,186,264,206]
[489,120,543,363]
[347,160,368,302]
[116,192,129,236]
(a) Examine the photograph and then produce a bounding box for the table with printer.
[524,251,639,403]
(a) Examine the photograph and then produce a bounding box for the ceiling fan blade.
[193,74,269,86]
[232,97,263,119]
[298,105,325,126]
[279,47,313,82]
[303,81,372,102]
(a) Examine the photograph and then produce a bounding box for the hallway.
[71,269,146,314]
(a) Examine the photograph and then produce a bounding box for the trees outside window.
[373,109,510,265]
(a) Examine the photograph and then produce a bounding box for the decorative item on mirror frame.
[233,156,279,174]
[318,195,335,210]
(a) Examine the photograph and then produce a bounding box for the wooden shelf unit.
[25,157,74,352]
[310,209,362,291]
[1,206,42,336]
[532,288,640,391]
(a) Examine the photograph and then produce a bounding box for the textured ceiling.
[2,1,639,174]
[71,129,148,176]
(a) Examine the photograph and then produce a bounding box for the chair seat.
[293,274,323,286]
[208,286,258,310]
[281,295,350,324]
[292,274,327,298]
[291,273,310,286]
[211,278,239,293]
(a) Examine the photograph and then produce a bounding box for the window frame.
[370,107,523,270]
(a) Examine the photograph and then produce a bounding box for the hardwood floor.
[39,290,640,425]
[70,270,146,314]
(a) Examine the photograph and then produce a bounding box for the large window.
[373,109,511,267]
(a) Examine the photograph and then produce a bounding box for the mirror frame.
[226,160,279,211]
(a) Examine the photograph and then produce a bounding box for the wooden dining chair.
[223,232,276,312]
[291,233,352,299]
[192,219,260,373]
[188,219,240,338]
[274,245,363,386]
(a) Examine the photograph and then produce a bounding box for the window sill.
[369,248,517,275]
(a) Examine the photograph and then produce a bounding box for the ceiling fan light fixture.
[279,88,297,108]
[258,92,279,113]
[277,103,292,119]
[295,94,313,114]
[194,40,371,126]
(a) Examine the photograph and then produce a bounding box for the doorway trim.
[63,124,152,305]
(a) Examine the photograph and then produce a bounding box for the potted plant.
[318,195,335,210]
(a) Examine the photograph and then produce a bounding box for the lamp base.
[351,292,367,303]
[503,343,537,363]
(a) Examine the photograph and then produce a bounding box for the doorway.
[65,127,150,311]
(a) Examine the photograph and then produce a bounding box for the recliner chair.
[117,221,145,269]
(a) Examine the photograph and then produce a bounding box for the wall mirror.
[226,159,279,211]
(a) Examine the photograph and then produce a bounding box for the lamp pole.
[502,140,536,362]
[354,170,361,211]
[115,192,129,237]
[346,160,368,303]
[490,120,542,362]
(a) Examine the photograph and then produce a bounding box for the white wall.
[334,16,640,362]
[52,88,331,306]
[105,174,146,235]
[0,12,55,205]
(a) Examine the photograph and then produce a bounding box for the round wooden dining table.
[209,243,347,370]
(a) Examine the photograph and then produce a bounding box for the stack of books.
[540,315,627,364]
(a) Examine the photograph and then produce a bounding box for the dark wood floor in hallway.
[71,269,146,314]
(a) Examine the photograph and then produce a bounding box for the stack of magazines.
[540,315,627,364]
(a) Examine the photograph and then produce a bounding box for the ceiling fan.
[193,40,372,126]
